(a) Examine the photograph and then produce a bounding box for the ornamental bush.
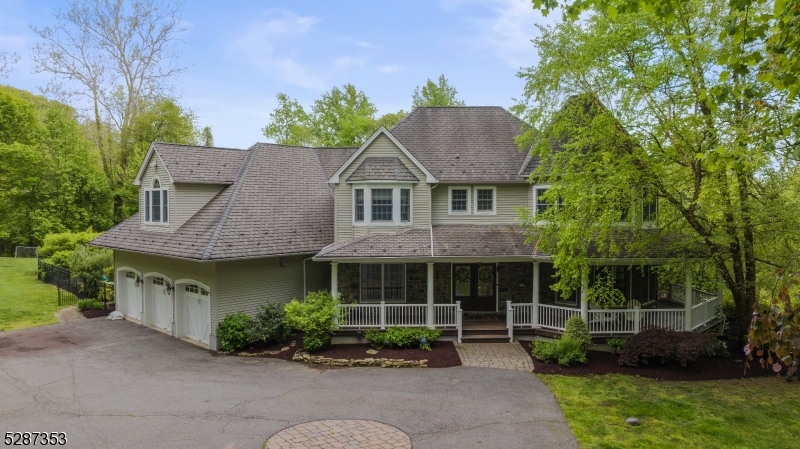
[532,337,587,366]
[563,315,592,349]
[606,337,627,354]
[250,303,292,344]
[618,328,716,367]
[76,299,104,311]
[218,312,256,353]
[284,290,340,353]
[365,327,442,351]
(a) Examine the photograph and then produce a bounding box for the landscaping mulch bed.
[80,308,111,319]
[234,333,461,368]
[520,341,782,381]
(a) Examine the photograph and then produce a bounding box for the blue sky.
[0,0,554,148]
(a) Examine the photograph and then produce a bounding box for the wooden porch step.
[460,334,511,343]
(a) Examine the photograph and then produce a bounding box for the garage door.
[124,272,141,320]
[151,277,172,331]
[183,284,210,344]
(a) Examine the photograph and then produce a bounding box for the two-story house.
[92,105,721,350]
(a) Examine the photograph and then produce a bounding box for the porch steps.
[461,320,510,343]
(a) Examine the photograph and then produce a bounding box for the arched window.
[144,177,168,224]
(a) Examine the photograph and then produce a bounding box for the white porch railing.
[537,304,582,331]
[691,294,722,330]
[336,302,461,333]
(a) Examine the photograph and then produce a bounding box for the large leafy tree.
[412,74,465,108]
[515,0,799,337]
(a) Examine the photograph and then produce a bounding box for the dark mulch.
[234,333,461,368]
[80,308,111,319]
[520,341,781,381]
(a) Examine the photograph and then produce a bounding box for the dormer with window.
[144,178,169,226]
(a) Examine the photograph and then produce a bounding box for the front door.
[453,264,496,312]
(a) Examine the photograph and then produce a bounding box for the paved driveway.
[0,319,577,449]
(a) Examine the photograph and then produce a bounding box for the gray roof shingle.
[346,157,419,182]
[153,143,248,184]
[315,228,432,258]
[315,147,357,179]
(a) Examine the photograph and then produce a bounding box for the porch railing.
[336,302,461,333]
[691,294,722,330]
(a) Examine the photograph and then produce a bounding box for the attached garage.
[145,274,173,334]
[177,282,211,345]
[118,269,142,321]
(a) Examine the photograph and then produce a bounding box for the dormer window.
[352,185,413,225]
[145,178,169,224]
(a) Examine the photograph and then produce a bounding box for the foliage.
[365,327,442,351]
[76,299,105,311]
[0,257,61,331]
[46,250,74,268]
[199,126,214,146]
[38,230,102,259]
[532,337,588,366]
[746,267,800,380]
[514,0,800,338]
[0,51,20,78]
[585,268,626,308]
[540,374,800,449]
[703,339,729,358]
[69,246,113,281]
[606,337,627,354]
[618,328,716,367]
[217,312,256,353]
[284,290,340,353]
[412,74,465,108]
[563,315,592,349]
[249,303,292,344]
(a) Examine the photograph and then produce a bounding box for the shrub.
[563,315,592,349]
[38,230,101,258]
[606,337,627,354]
[532,337,587,366]
[218,313,256,353]
[618,328,716,367]
[47,250,74,268]
[365,327,442,351]
[69,246,113,281]
[250,303,291,344]
[76,299,104,311]
[703,339,729,358]
[284,290,339,352]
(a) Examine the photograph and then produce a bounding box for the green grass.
[540,374,800,449]
[0,257,61,331]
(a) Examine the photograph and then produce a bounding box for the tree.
[412,74,465,108]
[376,110,408,129]
[32,0,189,222]
[262,93,313,146]
[0,52,20,78]
[199,126,214,146]
[514,0,799,337]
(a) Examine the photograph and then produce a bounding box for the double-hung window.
[535,187,562,215]
[354,189,365,222]
[642,189,658,222]
[371,189,393,221]
[400,189,410,222]
[361,263,405,301]
[449,187,470,214]
[474,187,496,214]
[353,186,412,225]
[144,178,169,224]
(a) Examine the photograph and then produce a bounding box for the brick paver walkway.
[455,342,534,371]
[266,420,411,448]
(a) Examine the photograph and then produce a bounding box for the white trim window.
[474,186,496,215]
[352,184,413,226]
[534,186,562,216]
[360,263,405,302]
[642,189,658,223]
[144,178,169,224]
[448,186,471,215]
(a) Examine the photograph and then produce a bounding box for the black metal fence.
[38,259,114,307]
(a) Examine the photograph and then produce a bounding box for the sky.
[0,0,555,149]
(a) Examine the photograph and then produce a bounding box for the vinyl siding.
[305,260,331,295]
[139,151,176,232]
[174,183,225,228]
[431,183,530,224]
[335,134,429,242]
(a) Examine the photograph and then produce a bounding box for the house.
[92,106,722,350]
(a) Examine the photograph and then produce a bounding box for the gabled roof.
[133,142,248,185]
[314,147,357,179]
[93,143,334,260]
[390,107,530,182]
[346,157,419,182]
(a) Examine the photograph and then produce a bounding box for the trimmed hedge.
[532,337,587,366]
[618,328,716,367]
[365,327,442,351]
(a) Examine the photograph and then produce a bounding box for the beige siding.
[174,183,225,228]
[431,183,529,224]
[139,151,176,232]
[335,134,430,242]
[305,260,331,295]
[215,255,309,321]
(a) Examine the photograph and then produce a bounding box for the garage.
[180,283,211,345]
[120,271,142,321]
[148,276,173,333]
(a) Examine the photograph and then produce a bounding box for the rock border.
[292,350,428,368]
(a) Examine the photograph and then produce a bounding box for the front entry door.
[453,264,496,312]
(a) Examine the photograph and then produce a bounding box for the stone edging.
[292,350,428,367]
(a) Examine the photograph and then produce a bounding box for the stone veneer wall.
[434,263,451,304]
[498,262,533,304]
[338,263,360,302]
[405,263,427,304]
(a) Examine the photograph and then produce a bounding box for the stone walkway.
[266,420,411,448]
[54,306,85,324]
[455,342,534,371]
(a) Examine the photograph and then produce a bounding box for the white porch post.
[330,262,339,299]
[427,262,435,328]
[684,265,693,331]
[532,262,540,329]
[580,270,589,323]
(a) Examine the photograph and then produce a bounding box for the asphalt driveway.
[0,319,577,449]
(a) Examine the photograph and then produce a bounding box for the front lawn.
[0,257,61,331]
[540,374,800,449]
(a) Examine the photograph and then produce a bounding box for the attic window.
[145,177,169,225]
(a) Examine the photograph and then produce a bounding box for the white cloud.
[378,64,402,74]
[333,56,365,69]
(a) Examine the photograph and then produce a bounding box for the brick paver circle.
[266,419,411,448]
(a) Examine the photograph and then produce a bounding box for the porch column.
[684,265,693,331]
[427,262,435,328]
[532,262,540,328]
[330,262,339,299]
[580,270,589,323]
